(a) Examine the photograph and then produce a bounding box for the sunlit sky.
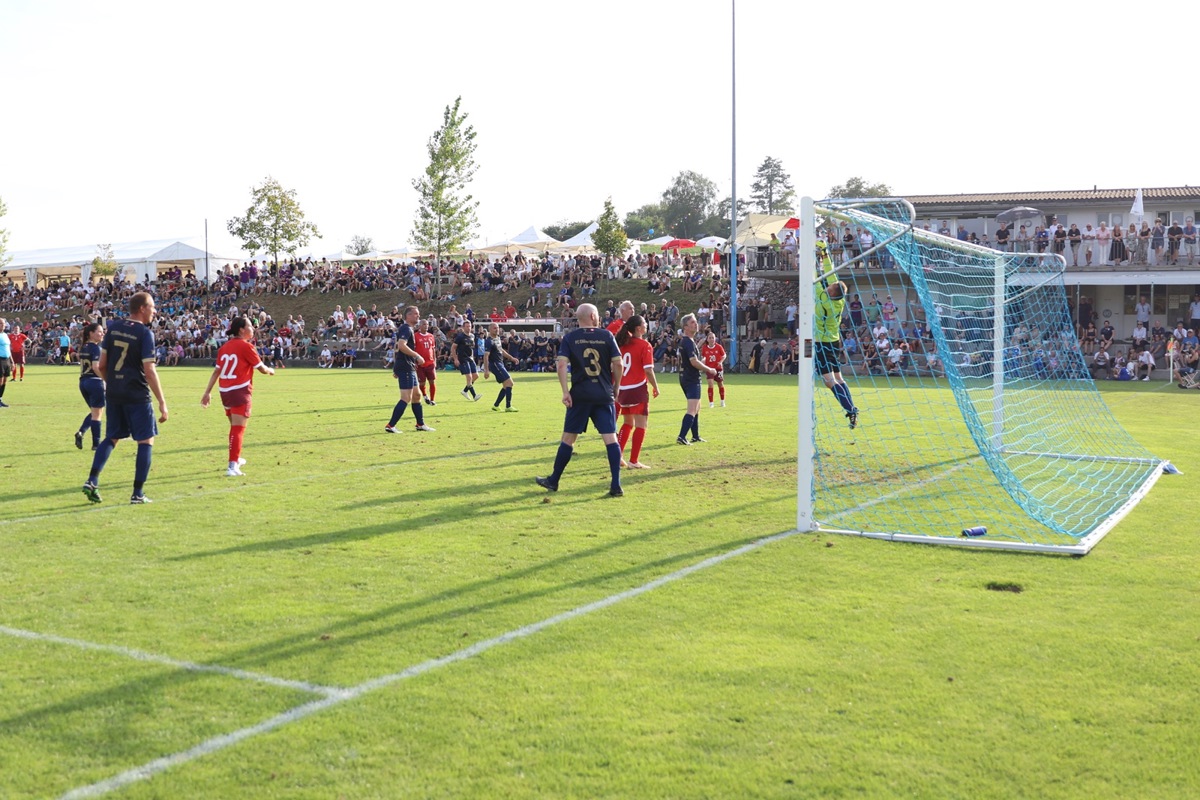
[2,0,1195,258]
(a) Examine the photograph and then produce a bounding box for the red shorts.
[11,351,25,365]
[618,384,649,416]
[221,386,252,418]
[417,364,438,383]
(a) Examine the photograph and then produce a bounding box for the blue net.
[808,198,1162,549]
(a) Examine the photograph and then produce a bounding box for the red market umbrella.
[660,238,697,250]
[783,217,799,229]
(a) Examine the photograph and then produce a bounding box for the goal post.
[795,196,1169,555]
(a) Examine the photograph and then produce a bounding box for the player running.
[700,330,727,408]
[74,322,106,450]
[200,316,275,476]
[615,314,659,469]
[483,322,521,412]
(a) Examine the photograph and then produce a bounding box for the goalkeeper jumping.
[814,240,859,429]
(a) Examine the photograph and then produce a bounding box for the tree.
[346,235,374,255]
[749,156,796,215]
[661,170,718,239]
[91,243,120,278]
[543,220,591,242]
[227,176,321,265]
[623,202,667,241]
[411,96,479,295]
[827,176,892,199]
[0,196,10,269]
[703,196,751,236]
[592,198,628,260]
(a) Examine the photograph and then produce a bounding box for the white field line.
[0,625,342,697]
[59,527,802,799]
[1,442,540,527]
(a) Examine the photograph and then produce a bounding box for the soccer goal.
[795,196,1169,554]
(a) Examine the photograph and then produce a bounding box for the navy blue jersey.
[484,335,506,367]
[80,341,103,382]
[393,322,417,373]
[558,326,620,403]
[678,335,701,384]
[454,331,476,362]
[103,318,155,403]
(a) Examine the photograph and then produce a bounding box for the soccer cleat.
[472,393,480,402]
[75,431,84,450]
[384,425,400,434]
[720,400,726,407]
[415,424,436,432]
[609,486,625,497]
[237,457,246,466]
[709,402,714,408]
[620,458,629,468]
[461,389,472,400]
[82,482,102,504]
[226,465,244,477]
[535,476,559,492]
[629,461,651,469]
[1142,376,1150,381]
[847,408,859,430]
[690,436,707,443]
[0,400,8,408]
[129,494,153,504]
[505,407,518,412]
[427,400,437,406]
[492,405,501,411]
[676,436,691,446]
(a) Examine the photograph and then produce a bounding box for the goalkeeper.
[814,240,859,429]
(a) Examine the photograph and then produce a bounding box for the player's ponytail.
[616,314,645,347]
[228,316,251,338]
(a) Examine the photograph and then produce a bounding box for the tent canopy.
[734,214,795,247]
[5,238,233,285]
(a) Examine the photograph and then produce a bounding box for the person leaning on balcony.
[1081,223,1097,265]
[1183,218,1198,266]
[1068,223,1081,265]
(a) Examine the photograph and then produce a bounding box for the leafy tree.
[827,176,892,199]
[661,170,717,239]
[0,196,10,268]
[227,176,321,265]
[749,156,796,215]
[703,196,751,236]
[592,198,628,260]
[623,202,667,240]
[411,96,479,295]
[91,244,120,279]
[543,220,590,242]
[346,235,374,255]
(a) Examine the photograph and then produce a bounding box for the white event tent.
[5,239,235,286]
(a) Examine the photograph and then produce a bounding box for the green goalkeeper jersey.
[815,287,845,343]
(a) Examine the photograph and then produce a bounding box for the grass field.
[0,366,1197,799]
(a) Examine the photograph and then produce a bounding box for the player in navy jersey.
[385,305,435,433]
[453,321,481,401]
[535,303,625,497]
[74,322,106,451]
[675,313,717,445]
[82,292,169,504]
[483,322,521,411]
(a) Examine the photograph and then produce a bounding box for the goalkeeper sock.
[832,382,855,413]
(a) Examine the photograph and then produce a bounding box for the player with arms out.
[536,303,625,497]
[615,314,659,469]
[82,292,169,504]
[815,240,859,428]
[453,321,481,401]
[200,316,275,476]
[483,322,521,412]
[384,305,435,433]
[701,330,727,407]
[675,313,717,445]
[413,318,439,405]
[74,322,106,450]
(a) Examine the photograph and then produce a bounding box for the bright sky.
[2,0,1194,259]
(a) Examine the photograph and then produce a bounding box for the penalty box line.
[60,526,803,799]
[0,625,342,697]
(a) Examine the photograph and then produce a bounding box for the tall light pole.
[728,0,740,368]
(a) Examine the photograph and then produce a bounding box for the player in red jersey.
[606,300,634,335]
[413,318,439,405]
[200,316,275,476]
[615,315,659,469]
[8,325,28,381]
[700,331,727,407]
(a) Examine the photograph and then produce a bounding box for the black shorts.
[814,341,841,375]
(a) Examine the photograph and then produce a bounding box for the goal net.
[796,197,1167,554]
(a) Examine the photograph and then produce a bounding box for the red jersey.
[619,337,655,390]
[606,318,624,335]
[701,343,726,372]
[9,332,27,354]
[413,330,437,364]
[215,337,262,394]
